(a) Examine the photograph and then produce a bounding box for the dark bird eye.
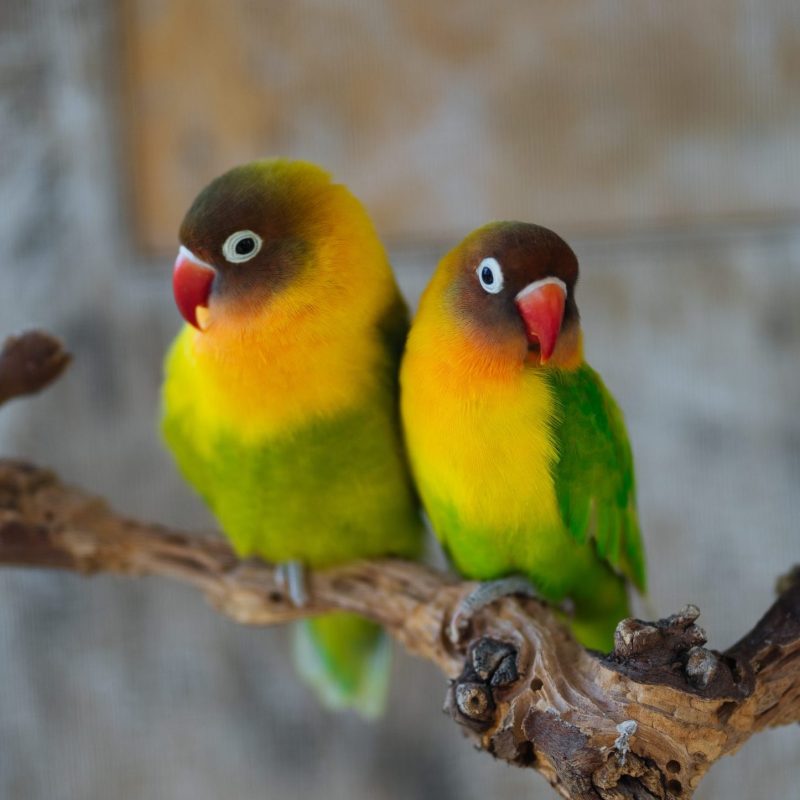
[476,257,504,294]
[235,237,255,255]
[222,230,263,263]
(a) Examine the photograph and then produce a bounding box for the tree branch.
[0,331,797,799]
[0,458,465,675]
[0,330,71,406]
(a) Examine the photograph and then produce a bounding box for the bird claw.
[275,560,309,607]
[449,576,538,644]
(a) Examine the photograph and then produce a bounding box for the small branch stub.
[0,330,71,406]
[447,637,518,731]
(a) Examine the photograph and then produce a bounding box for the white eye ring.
[476,257,504,294]
[222,230,263,263]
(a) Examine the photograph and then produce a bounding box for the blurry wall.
[126,0,800,248]
[1,1,798,799]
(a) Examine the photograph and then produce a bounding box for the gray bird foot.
[449,576,538,643]
[275,560,309,607]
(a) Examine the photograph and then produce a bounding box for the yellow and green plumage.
[401,222,645,650]
[161,159,422,716]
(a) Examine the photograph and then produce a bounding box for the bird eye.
[476,257,504,294]
[222,230,262,263]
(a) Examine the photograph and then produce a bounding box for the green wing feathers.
[548,364,646,592]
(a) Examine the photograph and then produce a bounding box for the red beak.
[515,278,567,364]
[173,246,215,330]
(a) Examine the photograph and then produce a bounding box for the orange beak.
[515,277,567,364]
[173,246,215,330]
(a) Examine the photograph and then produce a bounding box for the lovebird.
[161,159,423,716]
[400,222,645,651]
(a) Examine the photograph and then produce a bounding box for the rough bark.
[0,331,797,799]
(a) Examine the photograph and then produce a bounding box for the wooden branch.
[0,330,71,406]
[1,331,797,799]
[1,461,798,799]
[0,458,465,675]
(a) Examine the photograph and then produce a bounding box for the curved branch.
[0,459,797,799]
[0,331,797,799]
[0,458,467,673]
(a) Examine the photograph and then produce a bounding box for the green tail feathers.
[567,573,631,652]
[293,613,391,719]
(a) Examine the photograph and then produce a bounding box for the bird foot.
[275,560,309,607]
[449,576,538,644]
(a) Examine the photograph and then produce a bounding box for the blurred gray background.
[1,1,798,798]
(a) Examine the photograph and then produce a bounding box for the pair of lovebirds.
[161,159,646,719]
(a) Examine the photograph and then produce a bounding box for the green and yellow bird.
[400,222,645,651]
[161,159,422,716]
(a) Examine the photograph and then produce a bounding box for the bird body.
[163,319,419,566]
[162,159,422,715]
[401,222,645,650]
